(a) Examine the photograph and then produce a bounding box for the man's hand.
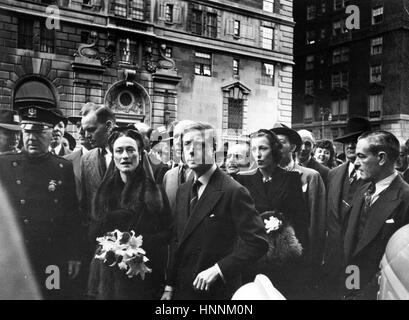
[68,260,81,279]
[193,265,220,291]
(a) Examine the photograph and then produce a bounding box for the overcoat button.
[20,199,26,205]
[58,180,62,185]
[59,163,63,168]
[16,179,22,185]
[12,162,18,167]
[54,199,58,204]
[23,219,29,225]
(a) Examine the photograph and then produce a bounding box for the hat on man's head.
[270,123,302,152]
[19,106,63,130]
[67,116,81,126]
[64,132,76,151]
[334,117,371,144]
[0,109,21,131]
[297,129,316,145]
[50,108,68,126]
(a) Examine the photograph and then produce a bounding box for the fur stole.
[261,211,303,265]
[92,167,165,233]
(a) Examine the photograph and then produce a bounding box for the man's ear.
[378,151,387,166]
[105,120,113,132]
[290,144,297,153]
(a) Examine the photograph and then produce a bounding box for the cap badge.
[28,108,37,118]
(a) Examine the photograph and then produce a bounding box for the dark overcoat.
[0,151,80,298]
[167,168,268,300]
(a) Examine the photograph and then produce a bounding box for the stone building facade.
[0,0,294,144]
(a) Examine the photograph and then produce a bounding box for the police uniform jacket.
[0,151,81,274]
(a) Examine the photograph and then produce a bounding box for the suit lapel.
[332,163,349,213]
[88,149,102,183]
[353,176,402,256]
[177,180,193,240]
[179,169,224,245]
[344,183,367,260]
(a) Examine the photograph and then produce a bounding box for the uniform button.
[59,163,63,168]
[16,179,22,185]
[12,161,18,167]
[23,219,29,225]
[20,199,26,205]
[54,199,58,204]
[58,180,62,185]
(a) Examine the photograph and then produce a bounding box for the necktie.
[99,148,107,176]
[51,148,56,155]
[349,168,357,185]
[179,165,187,185]
[189,180,202,216]
[357,182,376,238]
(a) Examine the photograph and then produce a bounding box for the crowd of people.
[0,102,409,300]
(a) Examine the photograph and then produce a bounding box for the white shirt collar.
[348,161,355,176]
[374,171,398,195]
[195,164,217,198]
[50,144,62,155]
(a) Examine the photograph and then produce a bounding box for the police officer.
[0,106,81,299]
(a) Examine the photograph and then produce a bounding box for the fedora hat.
[50,108,68,126]
[0,109,21,131]
[67,116,81,126]
[64,132,76,151]
[334,117,371,144]
[270,123,302,152]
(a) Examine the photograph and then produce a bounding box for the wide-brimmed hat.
[0,109,21,131]
[64,132,76,150]
[270,123,302,152]
[334,117,371,144]
[50,108,68,126]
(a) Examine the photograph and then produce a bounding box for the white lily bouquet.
[95,230,152,279]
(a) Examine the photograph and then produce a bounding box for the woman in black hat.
[236,129,309,299]
[87,126,172,300]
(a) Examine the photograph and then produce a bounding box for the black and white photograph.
[0,0,409,304]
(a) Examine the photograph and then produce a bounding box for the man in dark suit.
[322,117,371,297]
[80,106,116,240]
[49,109,72,156]
[343,131,409,299]
[0,109,21,155]
[162,120,196,210]
[64,115,91,202]
[296,129,329,184]
[0,106,81,299]
[161,122,268,300]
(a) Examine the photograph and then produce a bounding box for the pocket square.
[385,219,395,224]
